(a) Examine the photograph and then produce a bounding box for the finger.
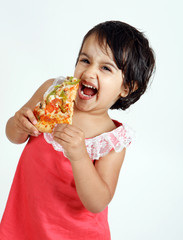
[53,131,73,143]
[53,136,71,150]
[16,121,40,136]
[22,108,38,125]
[15,107,37,128]
[65,124,82,134]
[64,125,85,142]
[54,126,73,139]
[17,116,40,136]
[56,124,83,137]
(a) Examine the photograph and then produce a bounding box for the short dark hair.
[76,21,155,110]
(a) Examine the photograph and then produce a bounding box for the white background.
[0,0,183,239]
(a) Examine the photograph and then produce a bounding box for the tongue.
[83,87,96,96]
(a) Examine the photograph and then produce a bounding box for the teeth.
[82,83,96,89]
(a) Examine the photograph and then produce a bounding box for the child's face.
[74,34,127,113]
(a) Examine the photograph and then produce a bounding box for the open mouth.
[79,81,98,100]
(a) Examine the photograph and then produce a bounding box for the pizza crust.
[35,121,54,133]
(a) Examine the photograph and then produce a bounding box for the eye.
[102,66,111,72]
[80,58,90,64]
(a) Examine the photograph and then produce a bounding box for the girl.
[0,21,155,239]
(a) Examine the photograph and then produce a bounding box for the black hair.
[76,21,155,110]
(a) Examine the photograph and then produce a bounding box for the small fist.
[53,124,88,161]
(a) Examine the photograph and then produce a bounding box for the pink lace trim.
[44,123,134,160]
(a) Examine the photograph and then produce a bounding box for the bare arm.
[6,79,54,144]
[71,148,125,213]
[53,124,126,213]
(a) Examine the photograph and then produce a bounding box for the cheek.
[74,66,82,78]
[100,85,119,102]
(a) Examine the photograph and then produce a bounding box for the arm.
[53,124,126,213]
[6,79,54,144]
[71,148,125,213]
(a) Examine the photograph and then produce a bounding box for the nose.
[82,64,97,79]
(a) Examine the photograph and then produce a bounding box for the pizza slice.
[33,76,80,133]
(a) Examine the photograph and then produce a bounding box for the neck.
[72,107,116,138]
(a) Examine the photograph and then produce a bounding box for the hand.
[53,124,88,161]
[14,106,40,137]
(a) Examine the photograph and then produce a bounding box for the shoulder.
[85,122,134,160]
[39,78,55,92]
[93,122,132,198]
[32,78,55,100]
[31,78,55,99]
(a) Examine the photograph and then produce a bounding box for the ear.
[120,87,129,98]
[120,82,138,97]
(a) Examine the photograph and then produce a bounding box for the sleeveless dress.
[0,120,133,240]
[0,77,134,239]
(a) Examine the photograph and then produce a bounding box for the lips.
[78,80,98,100]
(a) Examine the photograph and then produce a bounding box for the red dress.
[0,121,133,240]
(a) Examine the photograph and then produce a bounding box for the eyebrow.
[79,52,118,70]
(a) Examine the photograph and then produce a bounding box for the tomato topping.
[45,103,55,113]
[51,98,61,105]
[46,98,62,113]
